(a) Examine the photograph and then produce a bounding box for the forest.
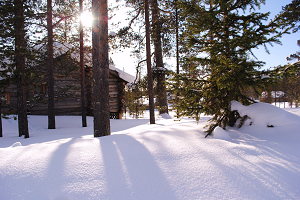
[0,0,299,138]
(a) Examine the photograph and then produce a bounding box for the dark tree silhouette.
[92,0,111,137]
[145,0,155,124]
[151,0,168,114]
[14,0,29,138]
[47,0,55,129]
[0,100,2,137]
[79,0,87,127]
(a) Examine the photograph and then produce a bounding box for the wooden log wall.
[2,65,127,118]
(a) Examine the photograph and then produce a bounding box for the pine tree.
[0,0,32,138]
[79,0,87,127]
[125,79,148,118]
[14,0,29,138]
[178,0,280,136]
[0,99,2,137]
[151,0,168,114]
[92,0,111,137]
[47,0,55,129]
[277,0,300,33]
[145,0,155,124]
[110,0,170,115]
[275,0,300,107]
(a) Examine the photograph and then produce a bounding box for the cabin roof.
[40,42,135,83]
[109,65,135,83]
[1,42,136,83]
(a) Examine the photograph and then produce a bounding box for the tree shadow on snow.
[99,134,178,200]
[110,119,150,133]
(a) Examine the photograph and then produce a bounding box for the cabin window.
[0,93,10,105]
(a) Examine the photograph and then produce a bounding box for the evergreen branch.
[128,8,142,30]
[53,15,72,28]
[133,52,154,84]
[204,114,226,138]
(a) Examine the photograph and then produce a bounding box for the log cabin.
[0,43,135,119]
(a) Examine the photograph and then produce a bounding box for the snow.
[109,65,135,83]
[1,102,300,199]
[33,42,135,83]
[212,127,231,141]
[231,100,299,127]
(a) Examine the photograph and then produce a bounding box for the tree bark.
[80,0,87,127]
[14,0,29,138]
[47,0,55,129]
[145,0,155,124]
[175,0,179,75]
[0,100,2,137]
[150,0,168,114]
[175,0,179,118]
[92,0,111,137]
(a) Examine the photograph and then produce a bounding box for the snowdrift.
[231,100,300,127]
[1,103,300,199]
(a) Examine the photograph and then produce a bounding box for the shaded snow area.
[1,103,300,200]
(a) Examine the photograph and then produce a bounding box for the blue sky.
[252,0,299,70]
[111,0,299,76]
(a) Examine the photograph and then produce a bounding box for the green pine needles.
[173,0,280,136]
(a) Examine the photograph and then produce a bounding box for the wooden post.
[145,0,155,124]
[92,0,111,137]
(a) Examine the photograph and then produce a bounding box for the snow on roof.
[34,42,93,66]
[35,42,135,83]
[2,42,135,83]
[109,65,135,83]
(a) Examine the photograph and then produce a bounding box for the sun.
[80,12,93,27]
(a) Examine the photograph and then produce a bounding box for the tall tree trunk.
[47,0,55,129]
[175,0,179,75]
[150,0,168,114]
[145,0,155,124]
[175,0,179,118]
[14,0,29,138]
[92,0,110,137]
[80,0,87,127]
[0,100,2,137]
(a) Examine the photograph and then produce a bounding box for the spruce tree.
[277,0,300,33]
[0,0,32,138]
[178,0,280,135]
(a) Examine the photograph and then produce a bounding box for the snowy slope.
[0,103,300,199]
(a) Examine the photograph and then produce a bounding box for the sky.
[109,0,299,76]
[252,0,299,70]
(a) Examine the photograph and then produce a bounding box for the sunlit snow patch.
[212,127,231,141]
[10,142,22,147]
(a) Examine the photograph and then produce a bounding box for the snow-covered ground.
[1,102,300,199]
